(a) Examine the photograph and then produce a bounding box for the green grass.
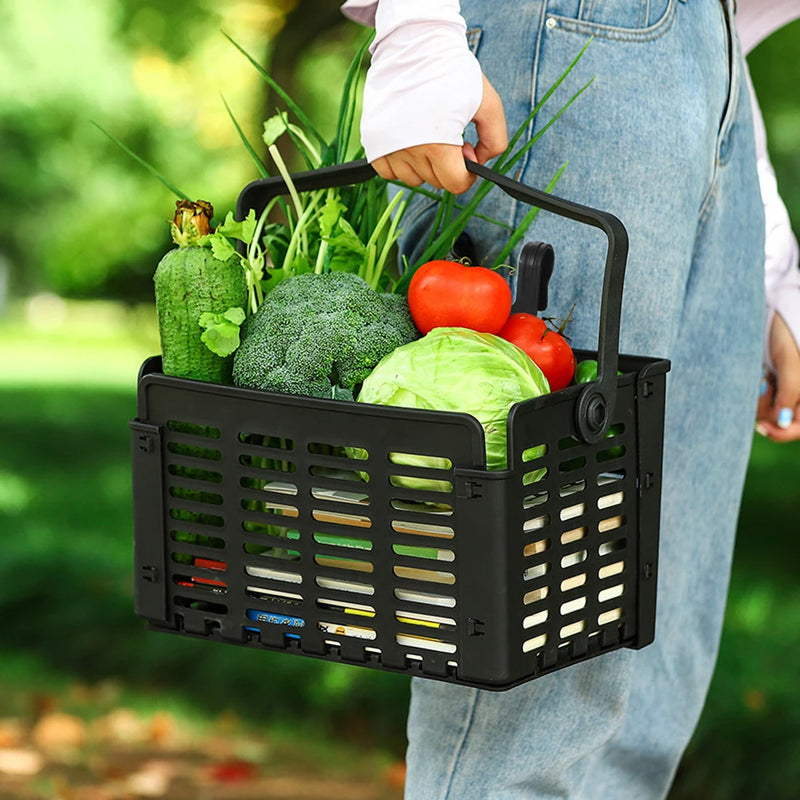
[0,297,160,389]
[1,299,799,794]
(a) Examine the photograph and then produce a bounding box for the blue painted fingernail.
[759,379,768,397]
[777,407,794,429]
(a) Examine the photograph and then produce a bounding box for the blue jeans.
[401,1,765,798]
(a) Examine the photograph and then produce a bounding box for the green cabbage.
[356,327,550,479]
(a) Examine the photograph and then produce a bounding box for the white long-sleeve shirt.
[341,0,800,366]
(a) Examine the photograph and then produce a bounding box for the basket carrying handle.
[465,160,627,444]
[236,158,629,445]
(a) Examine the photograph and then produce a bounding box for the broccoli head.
[232,272,420,399]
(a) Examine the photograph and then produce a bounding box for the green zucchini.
[154,200,248,384]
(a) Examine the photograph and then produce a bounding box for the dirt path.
[0,692,406,800]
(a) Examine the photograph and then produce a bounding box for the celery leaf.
[216,209,257,245]
[199,307,246,357]
[204,233,237,262]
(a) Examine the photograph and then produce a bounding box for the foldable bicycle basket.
[130,160,670,691]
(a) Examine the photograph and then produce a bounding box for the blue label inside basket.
[246,609,305,628]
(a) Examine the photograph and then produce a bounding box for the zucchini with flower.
[153,200,248,384]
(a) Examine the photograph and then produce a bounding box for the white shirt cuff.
[342,1,482,162]
[360,19,482,161]
[342,0,465,32]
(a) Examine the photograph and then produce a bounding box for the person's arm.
[341,0,508,193]
[742,64,800,440]
[736,0,800,440]
[751,95,800,439]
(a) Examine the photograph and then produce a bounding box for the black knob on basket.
[576,387,609,444]
[451,231,478,264]
[512,241,554,314]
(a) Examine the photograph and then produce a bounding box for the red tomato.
[498,313,575,391]
[407,260,512,335]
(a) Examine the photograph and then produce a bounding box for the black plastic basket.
[130,160,670,690]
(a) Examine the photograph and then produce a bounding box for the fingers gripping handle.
[237,159,629,444]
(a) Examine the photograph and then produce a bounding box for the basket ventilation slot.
[519,423,633,656]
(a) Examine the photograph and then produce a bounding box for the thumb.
[462,141,478,162]
[769,312,800,431]
[771,345,800,431]
[472,74,508,164]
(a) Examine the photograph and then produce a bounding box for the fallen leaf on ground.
[125,759,175,796]
[0,718,24,748]
[31,712,87,752]
[207,758,259,783]
[148,711,176,746]
[384,760,406,790]
[0,747,45,776]
[94,707,147,745]
[198,734,235,760]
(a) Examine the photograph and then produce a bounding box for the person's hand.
[371,73,508,195]
[756,312,800,441]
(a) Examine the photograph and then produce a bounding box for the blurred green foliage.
[0,0,359,301]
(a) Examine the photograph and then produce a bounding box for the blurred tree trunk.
[263,0,352,162]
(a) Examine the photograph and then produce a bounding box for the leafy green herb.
[244,120,408,291]
[199,307,246,357]
[215,209,258,245]
[263,111,321,167]
[100,30,594,313]
[220,92,270,179]
[199,209,265,313]
[221,30,329,151]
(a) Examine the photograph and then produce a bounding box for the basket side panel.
[631,365,667,648]
[448,471,517,687]
[503,356,667,679]
[132,374,496,683]
[130,420,169,623]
